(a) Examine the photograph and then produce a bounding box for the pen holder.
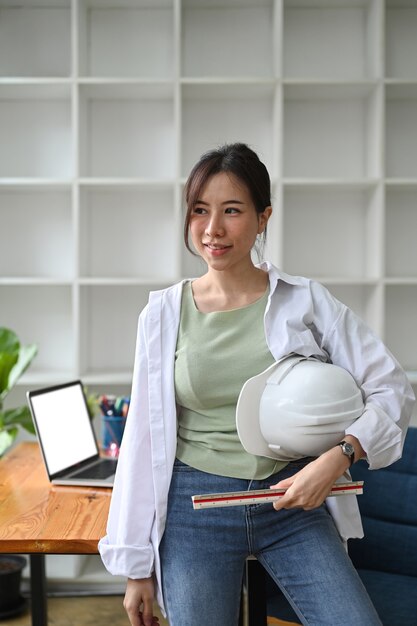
[102,415,125,457]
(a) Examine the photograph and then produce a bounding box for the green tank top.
[174,281,288,479]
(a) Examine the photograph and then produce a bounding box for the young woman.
[99,143,414,626]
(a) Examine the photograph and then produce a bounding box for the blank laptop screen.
[30,383,98,476]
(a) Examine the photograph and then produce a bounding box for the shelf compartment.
[0,1,71,77]
[385,187,417,278]
[181,82,277,178]
[79,83,175,179]
[78,0,174,78]
[0,188,73,279]
[79,283,168,377]
[282,184,382,280]
[181,0,276,78]
[283,83,382,179]
[323,283,381,334]
[0,83,72,178]
[0,285,74,374]
[385,84,417,179]
[283,0,381,80]
[385,285,417,371]
[386,2,417,80]
[79,185,178,280]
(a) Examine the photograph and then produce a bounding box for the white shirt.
[98,262,415,614]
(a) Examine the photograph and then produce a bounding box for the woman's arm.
[99,306,157,579]
[271,435,363,511]
[272,282,415,510]
[312,281,415,469]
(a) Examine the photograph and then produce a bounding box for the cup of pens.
[100,395,130,458]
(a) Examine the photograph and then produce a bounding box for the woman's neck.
[191,265,269,313]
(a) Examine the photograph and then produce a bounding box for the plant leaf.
[0,329,37,450]
[0,328,20,354]
[2,406,36,434]
[0,352,19,398]
[7,344,38,393]
[0,430,15,457]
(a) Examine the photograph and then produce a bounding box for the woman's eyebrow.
[195,199,245,205]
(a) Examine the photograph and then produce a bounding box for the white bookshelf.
[1,0,416,402]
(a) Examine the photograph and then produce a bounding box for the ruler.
[192,481,363,510]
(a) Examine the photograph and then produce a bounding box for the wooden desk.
[0,442,112,626]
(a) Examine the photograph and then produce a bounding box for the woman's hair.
[183,143,272,255]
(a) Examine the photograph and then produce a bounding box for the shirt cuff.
[98,536,154,579]
[346,406,403,470]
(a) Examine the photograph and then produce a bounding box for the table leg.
[29,554,48,626]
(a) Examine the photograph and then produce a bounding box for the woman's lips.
[204,243,232,256]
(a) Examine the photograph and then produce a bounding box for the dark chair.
[349,426,417,626]
[265,427,417,626]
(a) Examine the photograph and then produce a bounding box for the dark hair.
[183,143,271,254]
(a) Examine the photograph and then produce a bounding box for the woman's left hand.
[270,445,352,511]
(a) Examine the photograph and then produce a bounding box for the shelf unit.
[1,0,416,414]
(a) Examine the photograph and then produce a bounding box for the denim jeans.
[159,458,382,626]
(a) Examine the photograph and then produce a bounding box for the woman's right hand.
[123,577,159,626]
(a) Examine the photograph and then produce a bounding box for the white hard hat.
[236,355,364,461]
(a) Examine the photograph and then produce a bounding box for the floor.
[1,596,168,626]
[1,595,294,626]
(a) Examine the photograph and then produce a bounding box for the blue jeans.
[159,459,381,626]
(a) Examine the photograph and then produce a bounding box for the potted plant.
[0,555,28,619]
[0,327,37,618]
[0,326,37,457]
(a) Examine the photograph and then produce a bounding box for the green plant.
[0,327,37,456]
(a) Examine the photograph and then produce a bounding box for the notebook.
[27,380,117,487]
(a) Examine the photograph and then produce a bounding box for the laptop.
[27,380,117,487]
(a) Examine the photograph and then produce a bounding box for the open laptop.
[27,380,117,487]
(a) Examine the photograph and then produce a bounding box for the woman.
[99,143,415,626]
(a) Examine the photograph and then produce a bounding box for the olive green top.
[174,281,288,479]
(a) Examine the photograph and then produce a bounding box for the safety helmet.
[236,355,364,461]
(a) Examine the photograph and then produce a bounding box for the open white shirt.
[99,262,415,614]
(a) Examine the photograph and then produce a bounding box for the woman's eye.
[193,207,207,214]
[225,207,240,214]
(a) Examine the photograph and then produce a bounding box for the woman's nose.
[205,215,224,237]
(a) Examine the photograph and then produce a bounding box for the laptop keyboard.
[71,459,116,480]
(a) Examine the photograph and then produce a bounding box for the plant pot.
[0,555,28,620]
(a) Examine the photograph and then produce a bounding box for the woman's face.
[189,172,271,273]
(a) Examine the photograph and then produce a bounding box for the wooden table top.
[0,442,112,554]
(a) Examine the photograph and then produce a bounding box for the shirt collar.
[258,261,304,289]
